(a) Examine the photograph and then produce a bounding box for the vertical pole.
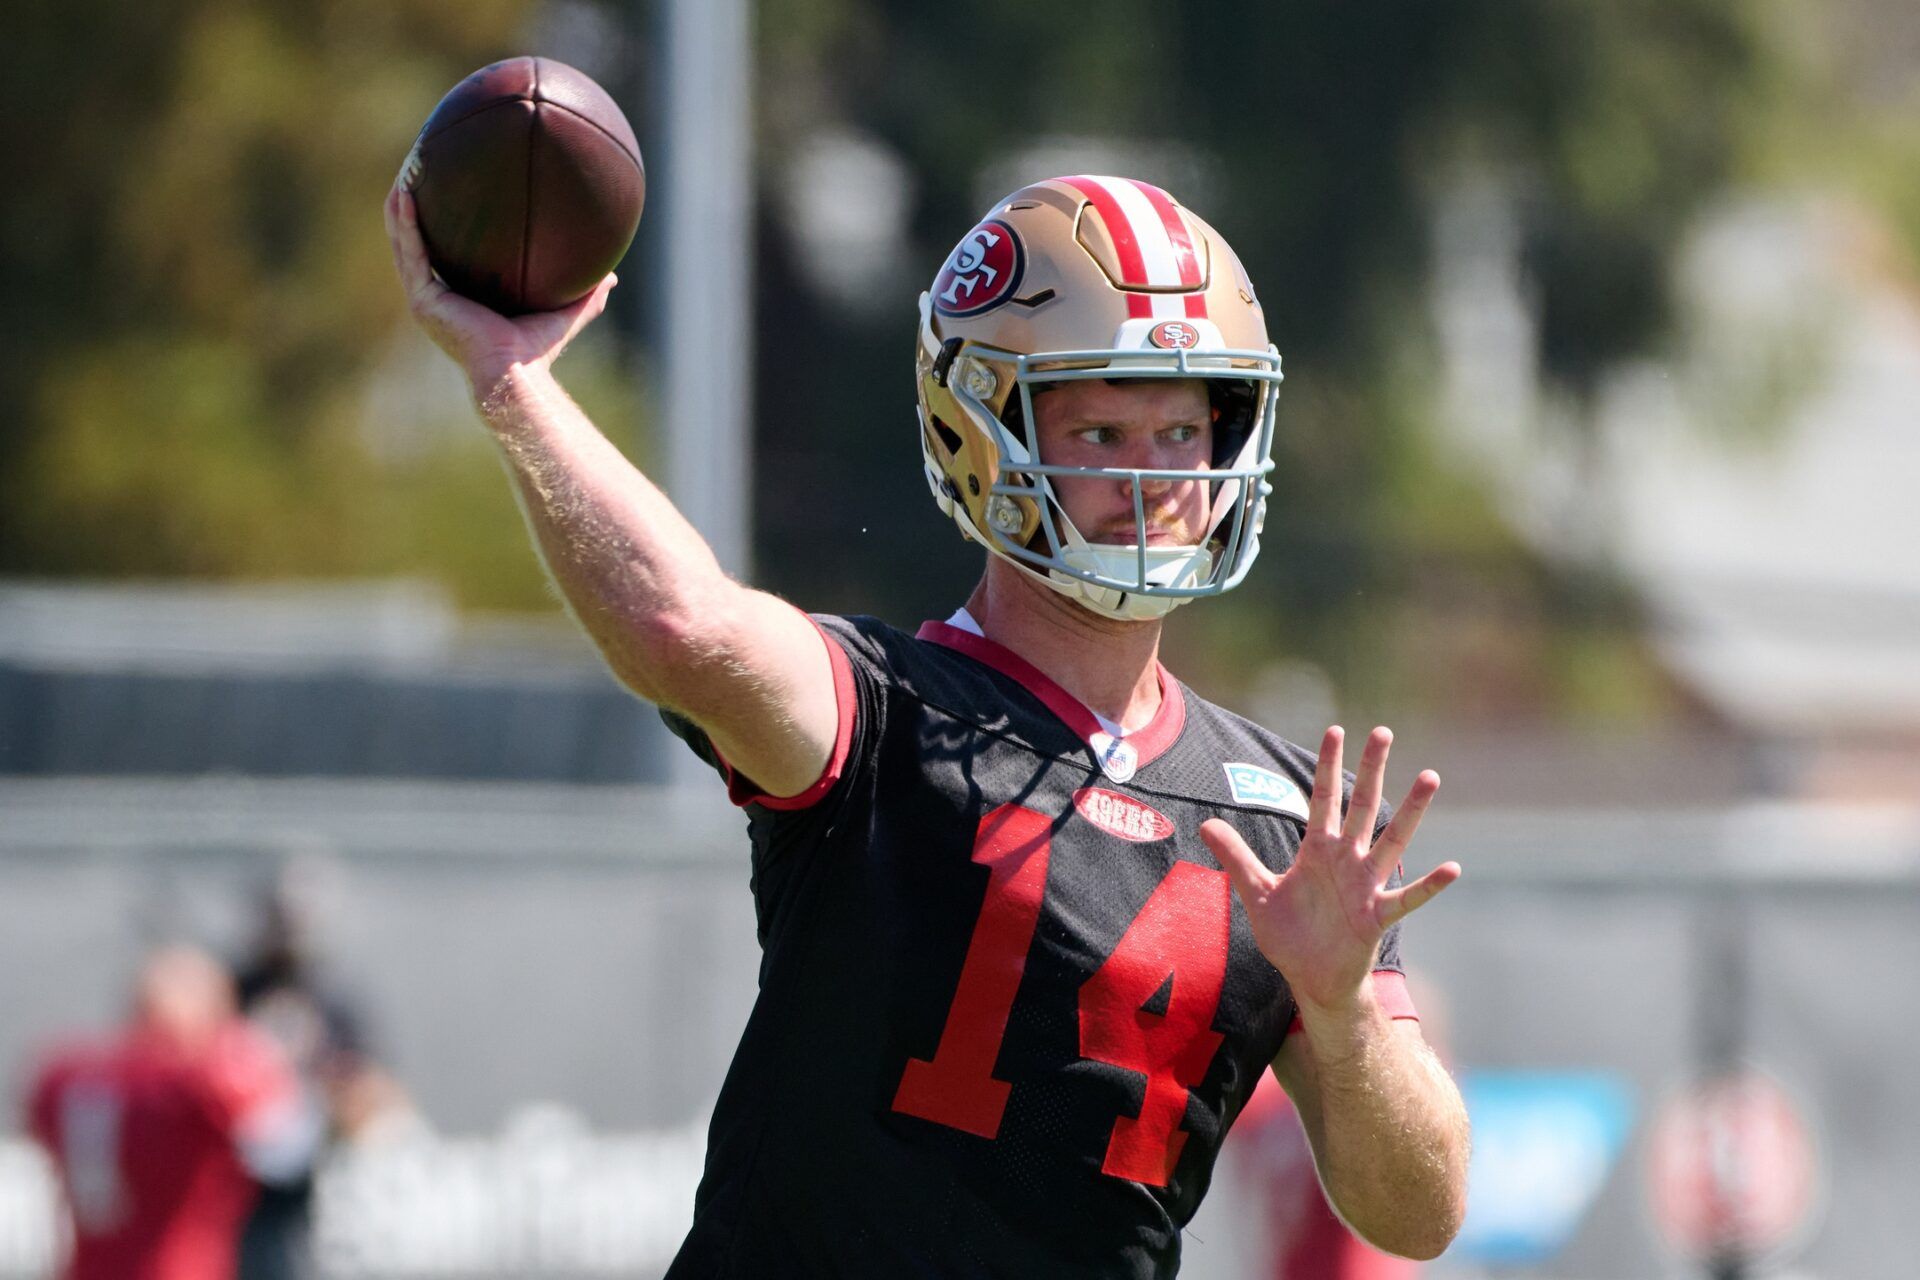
[655,0,753,794]
[660,0,753,578]
[1698,893,1749,1280]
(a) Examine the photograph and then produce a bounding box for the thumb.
[561,273,618,336]
[1199,818,1275,903]
[531,273,618,360]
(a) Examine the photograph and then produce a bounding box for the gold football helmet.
[916,175,1281,620]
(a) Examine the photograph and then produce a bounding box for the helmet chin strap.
[1048,523,1215,621]
[970,516,1208,621]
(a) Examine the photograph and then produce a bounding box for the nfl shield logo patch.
[1089,732,1139,783]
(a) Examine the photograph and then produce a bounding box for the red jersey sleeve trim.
[1285,969,1420,1035]
[713,616,858,811]
[1370,969,1419,1021]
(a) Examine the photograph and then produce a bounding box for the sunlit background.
[4,0,1919,1276]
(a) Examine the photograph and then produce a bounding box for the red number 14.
[891,803,1232,1187]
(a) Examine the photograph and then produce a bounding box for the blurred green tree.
[753,0,1784,718]
[0,0,1843,719]
[0,0,614,607]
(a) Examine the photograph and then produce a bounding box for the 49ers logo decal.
[932,219,1024,317]
[1073,787,1173,843]
[1148,320,1201,350]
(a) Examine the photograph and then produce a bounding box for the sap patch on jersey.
[1222,763,1310,819]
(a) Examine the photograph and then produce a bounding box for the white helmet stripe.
[1064,176,1209,325]
[1149,292,1188,321]
[1129,179,1209,320]
[1077,175,1188,288]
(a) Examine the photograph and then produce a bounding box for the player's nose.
[1123,471,1174,501]
[1112,441,1163,488]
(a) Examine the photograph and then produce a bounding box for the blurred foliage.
[1753,0,1920,263]
[7,0,1909,721]
[2,0,546,591]
[753,0,1792,719]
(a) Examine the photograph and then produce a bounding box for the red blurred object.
[25,951,302,1280]
[1234,1071,1424,1280]
[1646,1069,1820,1268]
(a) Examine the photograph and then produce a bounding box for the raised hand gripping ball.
[401,57,644,315]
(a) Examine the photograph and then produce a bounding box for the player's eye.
[1164,424,1202,443]
[1075,425,1121,445]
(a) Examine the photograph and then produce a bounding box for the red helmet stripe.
[1061,175,1151,288]
[1062,176,1209,322]
[1129,180,1203,288]
[1093,177,1188,290]
[1061,176,1153,317]
[1128,180,1209,320]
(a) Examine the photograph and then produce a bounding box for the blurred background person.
[24,945,319,1280]
[232,861,411,1280]
[1224,972,1451,1278]
[1233,1073,1421,1280]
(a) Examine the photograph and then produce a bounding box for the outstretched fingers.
[1342,727,1392,843]
[1307,726,1344,834]
[1367,769,1440,880]
[1200,819,1277,905]
[1379,860,1461,927]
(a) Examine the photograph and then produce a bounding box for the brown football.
[402,57,644,315]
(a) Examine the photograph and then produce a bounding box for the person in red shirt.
[1228,973,1455,1278]
[25,946,315,1280]
[1233,1070,1424,1280]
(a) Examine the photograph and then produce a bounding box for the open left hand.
[1199,726,1460,1016]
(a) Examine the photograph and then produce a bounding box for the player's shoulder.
[811,613,1021,708]
[26,1033,164,1121]
[200,1020,298,1119]
[809,613,1092,759]
[1163,680,1320,815]
[1171,681,1318,776]
[810,612,906,665]
[809,612,919,697]
[25,1038,104,1095]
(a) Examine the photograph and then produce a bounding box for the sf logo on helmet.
[932,219,1023,317]
[1149,320,1201,350]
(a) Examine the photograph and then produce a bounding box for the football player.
[386,173,1468,1276]
[26,947,315,1280]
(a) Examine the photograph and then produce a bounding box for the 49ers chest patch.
[1073,787,1174,843]
[933,219,1024,317]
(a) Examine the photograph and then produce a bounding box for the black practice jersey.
[663,614,1411,1279]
